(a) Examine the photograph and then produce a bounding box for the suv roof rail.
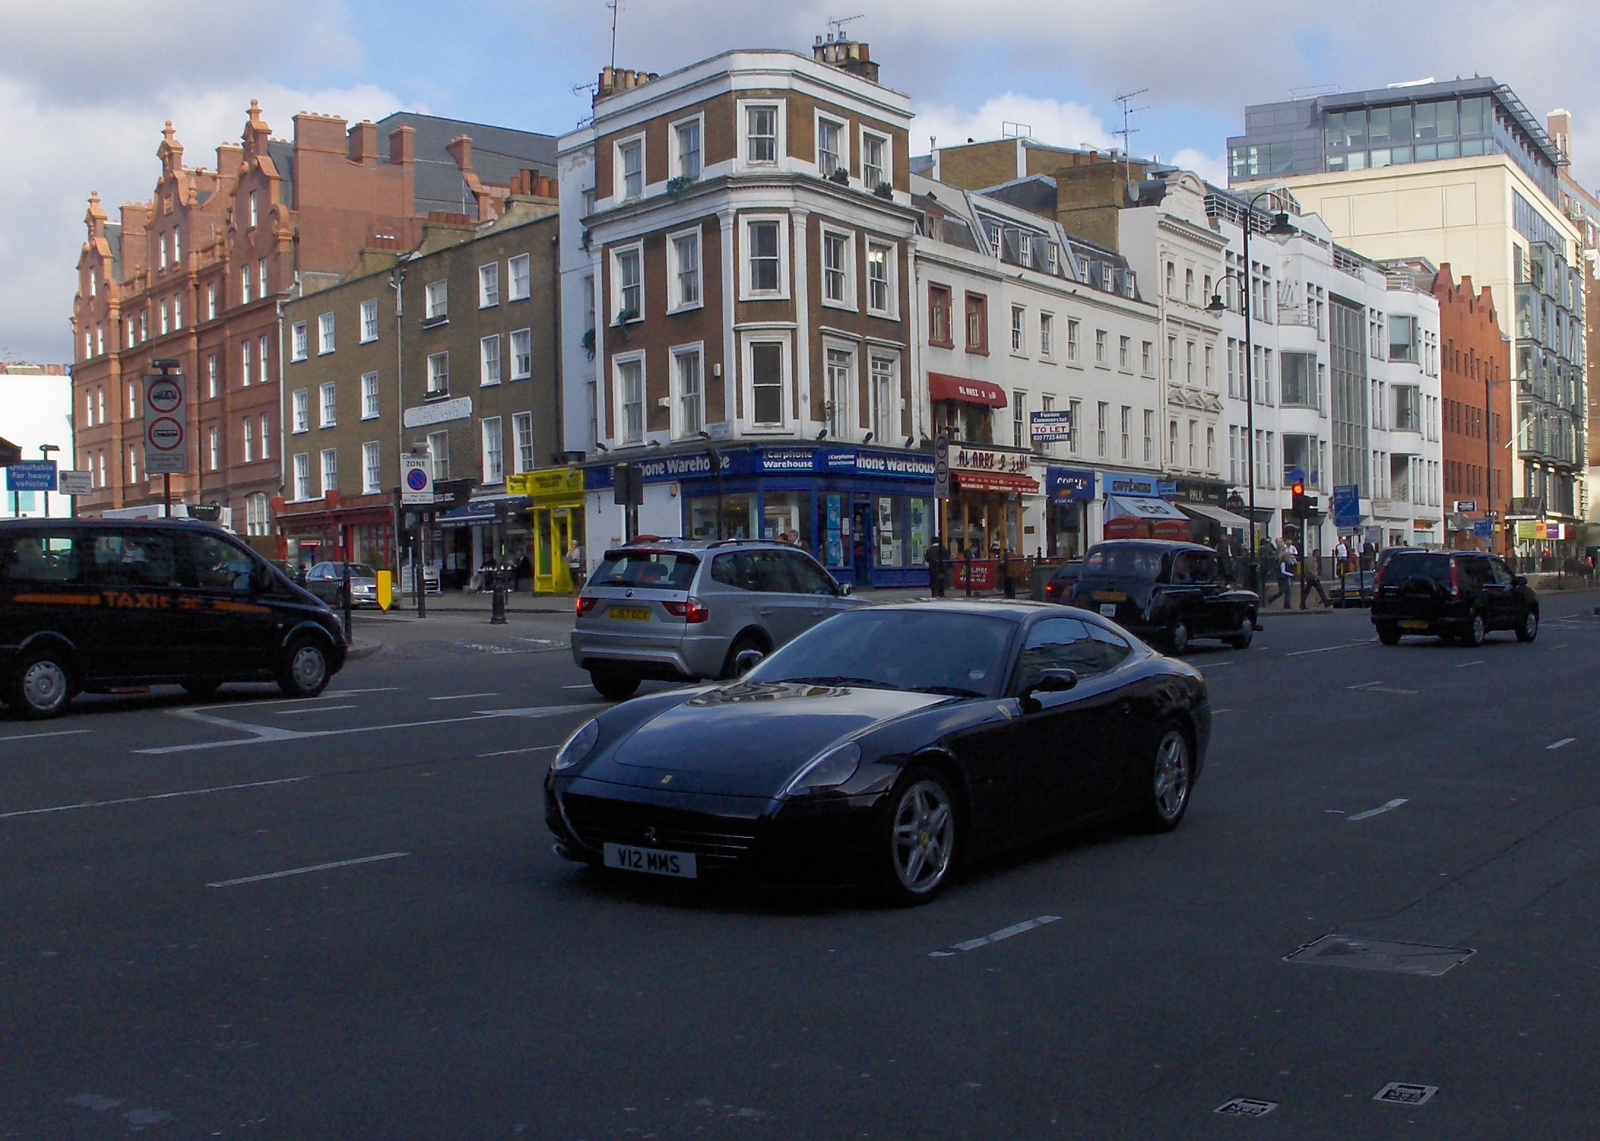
[704,537,778,548]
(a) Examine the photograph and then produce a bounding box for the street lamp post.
[1207,193,1296,594]
[38,444,59,518]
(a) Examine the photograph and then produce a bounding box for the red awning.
[929,373,1008,408]
[954,471,1040,494]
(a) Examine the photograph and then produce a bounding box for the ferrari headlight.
[782,741,862,797]
[551,718,600,771]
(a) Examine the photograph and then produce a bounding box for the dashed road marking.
[0,728,93,744]
[1454,659,1485,668]
[274,704,357,716]
[429,692,500,701]
[208,851,409,888]
[1346,681,1419,695]
[0,776,309,820]
[929,915,1061,957]
[1547,737,1577,751]
[1348,798,1409,822]
[1287,640,1371,657]
[478,744,558,758]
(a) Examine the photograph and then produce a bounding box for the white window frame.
[248,190,259,228]
[478,262,500,308]
[258,259,268,297]
[424,280,448,322]
[613,352,647,445]
[258,335,269,385]
[738,100,785,167]
[823,343,854,438]
[292,388,309,434]
[480,334,502,386]
[427,430,450,482]
[260,413,271,460]
[360,299,379,342]
[1010,305,1026,355]
[667,227,703,312]
[291,453,309,499]
[865,239,897,318]
[742,333,792,430]
[291,321,308,361]
[206,354,218,398]
[508,253,531,301]
[240,266,251,304]
[611,242,644,320]
[363,441,382,493]
[241,339,252,386]
[208,426,219,472]
[815,112,848,178]
[1039,312,1054,359]
[670,343,705,438]
[510,329,533,380]
[870,354,899,443]
[740,215,789,301]
[159,299,169,335]
[426,352,450,397]
[1066,319,1080,364]
[820,225,855,311]
[860,128,891,191]
[319,382,336,428]
[317,312,335,355]
[481,416,504,485]
[320,448,338,496]
[512,411,535,474]
[615,133,645,201]
[670,113,704,181]
[206,282,217,321]
[361,372,380,419]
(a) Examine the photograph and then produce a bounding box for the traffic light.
[1291,477,1309,519]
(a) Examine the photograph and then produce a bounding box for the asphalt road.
[3,595,1598,1139]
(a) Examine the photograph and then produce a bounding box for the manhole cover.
[1214,1097,1277,1117]
[1374,1082,1438,1106]
[1285,934,1473,976]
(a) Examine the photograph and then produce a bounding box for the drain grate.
[1374,1082,1438,1106]
[1214,1097,1277,1117]
[1285,934,1473,976]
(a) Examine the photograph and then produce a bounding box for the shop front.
[1045,468,1096,559]
[434,494,535,591]
[1172,480,1250,549]
[946,444,1039,556]
[272,492,396,574]
[510,469,586,593]
[585,445,937,588]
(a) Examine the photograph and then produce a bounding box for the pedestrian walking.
[1300,549,1332,608]
[565,540,584,589]
[924,538,950,597]
[1335,537,1349,574]
[1276,543,1295,610]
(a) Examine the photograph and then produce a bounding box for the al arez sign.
[951,447,1031,476]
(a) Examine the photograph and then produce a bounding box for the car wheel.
[181,679,221,699]
[1376,622,1402,646]
[8,647,73,719]
[722,635,766,680]
[589,665,641,701]
[1516,608,1540,643]
[1226,613,1255,650]
[277,636,331,699]
[1139,721,1193,833]
[1167,620,1191,654]
[1462,611,1486,648]
[877,767,959,906]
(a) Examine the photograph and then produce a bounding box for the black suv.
[1370,550,1538,647]
[1068,540,1259,652]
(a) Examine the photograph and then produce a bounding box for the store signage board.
[402,397,473,429]
[57,469,93,495]
[5,461,57,492]
[951,446,1031,476]
[1046,468,1095,502]
[1029,410,1073,443]
[1453,499,1478,513]
[401,456,434,505]
[143,373,188,474]
[1331,484,1362,529]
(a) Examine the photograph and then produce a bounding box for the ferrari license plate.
[604,843,697,878]
[1100,603,1119,617]
[1400,619,1430,630]
[607,606,651,622]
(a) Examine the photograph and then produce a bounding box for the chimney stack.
[1548,108,1572,163]
[595,66,660,103]
[811,36,879,84]
[389,124,416,166]
[348,120,379,165]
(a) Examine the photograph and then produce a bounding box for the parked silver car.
[304,561,379,608]
[571,539,862,699]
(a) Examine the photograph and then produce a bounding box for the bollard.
[341,561,353,643]
[490,566,507,625]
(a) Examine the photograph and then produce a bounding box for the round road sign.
[146,379,183,413]
[405,467,431,492]
[147,416,185,452]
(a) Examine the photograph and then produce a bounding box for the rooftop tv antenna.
[1114,88,1149,193]
[826,13,865,40]
[608,0,623,70]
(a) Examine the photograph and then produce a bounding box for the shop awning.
[1177,501,1251,529]
[955,471,1039,494]
[436,495,534,524]
[1446,513,1477,531]
[929,373,1008,408]
[1105,495,1188,521]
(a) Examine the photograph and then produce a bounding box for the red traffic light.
[1291,479,1305,497]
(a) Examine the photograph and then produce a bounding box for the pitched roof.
[377,112,557,218]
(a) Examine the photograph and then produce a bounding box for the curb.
[346,641,384,661]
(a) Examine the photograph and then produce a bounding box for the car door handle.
[759,608,774,616]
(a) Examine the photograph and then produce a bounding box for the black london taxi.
[1067,539,1260,652]
[0,519,347,718]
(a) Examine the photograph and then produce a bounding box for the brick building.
[275,178,568,589]
[70,104,554,549]
[1431,264,1513,550]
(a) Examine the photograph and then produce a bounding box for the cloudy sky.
[4,0,1598,366]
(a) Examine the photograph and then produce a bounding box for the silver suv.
[571,539,861,699]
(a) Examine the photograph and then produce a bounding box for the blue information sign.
[5,461,57,492]
[1473,518,1494,539]
[1331,483,1362,529]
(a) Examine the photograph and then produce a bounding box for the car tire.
[181,679,222,699]
[1167,620,1191,655]
[8,647,73,719]
[1462,611,1487,648]
[1226,613,1255,650]
[277,636,331,699]
[589,665,641,701]
[876,767,959,907]
[1138,720,1194,833]
[1515,607,1540,643]
[721,635,766,680]
[1376,622,1402,646]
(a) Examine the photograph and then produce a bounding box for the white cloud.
[914,94,1116,157]
[1170,149,1227,186]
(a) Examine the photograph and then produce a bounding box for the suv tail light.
[1448,560,1461,598]
[1045,581,1062,601]
[663,596,710,623]
[576,595,599,616]
[1372,564,1387,592]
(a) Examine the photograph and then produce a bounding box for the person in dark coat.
[924,539,950,597]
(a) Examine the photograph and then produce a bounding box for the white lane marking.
[1202,660,1234,668]
[561,684,593,690]
[0,728,93,744]
[1454,659,1485,668]
[1212,708,1233,714]
[477,744,557,758]
[1346,681,1419,695]
[1547,737,1577,751]
[205,687,400,712]
[207,851,409,888]
[274,705,357,716]
[429,692,499,701]
[0,776,309,820]
[1548,644,1569,650]
[137,703,605,755]
[928,915,1061,957]
[1347,798,1409,822]
[1287,641,1371,657]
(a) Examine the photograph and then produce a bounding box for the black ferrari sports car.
[545,600,1210,904]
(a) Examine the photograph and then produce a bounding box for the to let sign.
[143,373,188,474]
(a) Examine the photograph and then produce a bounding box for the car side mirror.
[1513,574,1528,587]
[1019,668,1077,712]
[836,582,853,597]
[733,648,765,676]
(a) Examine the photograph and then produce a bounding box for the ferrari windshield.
[748,609,1016,698]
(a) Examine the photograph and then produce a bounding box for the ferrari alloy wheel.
[1167,620,1190,655]
[881,769,957,905]
[1140,722,1192,833]
[1516,608,1539,643]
